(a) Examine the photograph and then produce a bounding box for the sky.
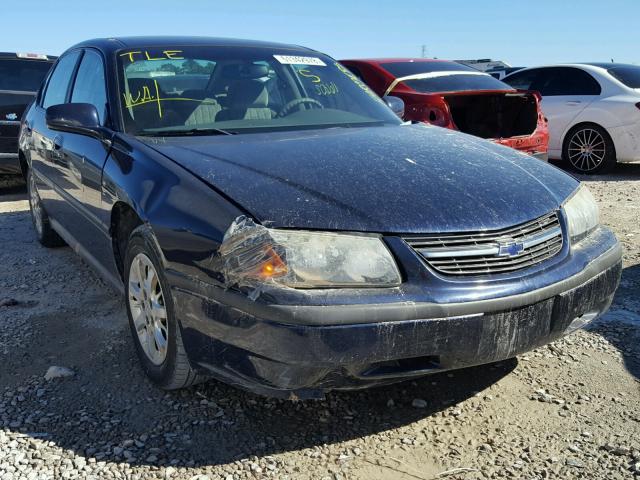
[3,0,639,66]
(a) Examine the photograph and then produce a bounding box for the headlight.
[218,217,402,289]
[563,185,599,243]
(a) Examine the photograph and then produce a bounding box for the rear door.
[30,50,82,222]
[530,67,601,152]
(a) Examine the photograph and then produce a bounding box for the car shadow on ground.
[550,159,640,181]
[589,263,640,382]
[8,360,518,468]
[0,258,517,468]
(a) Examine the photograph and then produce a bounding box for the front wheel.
[562,124,616,174]
[124,225,202,389]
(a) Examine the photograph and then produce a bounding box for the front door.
[59,48,119,281]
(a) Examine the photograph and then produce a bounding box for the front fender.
[102,134,246,287]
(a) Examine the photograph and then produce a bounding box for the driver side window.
[71,50,108,125]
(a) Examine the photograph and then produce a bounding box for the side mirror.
[46,103,102,137]
[383,95,405,119]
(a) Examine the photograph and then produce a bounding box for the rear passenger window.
[42,51,81,108]
[71,50,108,125]
[533,68,601,96]
[503,69,540,90]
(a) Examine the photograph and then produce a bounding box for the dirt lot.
[0,163,639,480]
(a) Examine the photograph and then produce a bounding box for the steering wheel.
[277,97,324,118]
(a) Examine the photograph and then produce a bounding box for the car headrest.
[221,64,269,80]
[227,79,269,107]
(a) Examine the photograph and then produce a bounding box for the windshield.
[381,61,512,93]
[117,47,401,135]
[0,59,53,92]
[608,66,640,88]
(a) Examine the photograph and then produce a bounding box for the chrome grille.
[404,212,563,275]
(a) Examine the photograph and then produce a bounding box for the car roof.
[0,52,56,61]
[508,63,638,74]
[68,36,317,55]
[342,58,453,64]
[581,62,639,69]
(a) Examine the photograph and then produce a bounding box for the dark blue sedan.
[19,37,621,399]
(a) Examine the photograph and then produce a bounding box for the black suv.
[0,52,55,174]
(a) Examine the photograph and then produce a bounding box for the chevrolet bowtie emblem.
[497,238,525,257]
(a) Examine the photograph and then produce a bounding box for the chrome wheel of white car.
[128,252,169,366]
[563,124,616,174]
[568,128,606,172]
[562,123,616,174]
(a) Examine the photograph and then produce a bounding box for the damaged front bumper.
[169,226,622,399]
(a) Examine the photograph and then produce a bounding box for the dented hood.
[141,125,578,233]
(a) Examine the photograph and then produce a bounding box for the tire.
[124,225,202,390]
[26,169,65,247]
[562,124,616,174]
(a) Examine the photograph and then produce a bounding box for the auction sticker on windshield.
[273,55,326,66]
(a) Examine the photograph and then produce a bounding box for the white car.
[504,63,640,174]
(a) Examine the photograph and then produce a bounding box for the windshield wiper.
[138,127,237,137]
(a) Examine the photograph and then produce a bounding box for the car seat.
[181,89,222,126]
[215,64,274,121]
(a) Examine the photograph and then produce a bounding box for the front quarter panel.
[102,134,245,287]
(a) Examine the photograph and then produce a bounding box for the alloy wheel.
[567,128,606,172]
[128,253,169,366]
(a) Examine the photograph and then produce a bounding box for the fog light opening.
[566,310,600,334]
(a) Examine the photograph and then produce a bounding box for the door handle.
[566,101,582,106]
[50,135,64,160]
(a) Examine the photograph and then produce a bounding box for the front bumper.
[0,152,20,175]
[170,227,622,399]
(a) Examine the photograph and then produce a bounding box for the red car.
[340,58,549,159]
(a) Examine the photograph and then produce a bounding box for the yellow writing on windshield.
[123,79,163,118]
[336,63,383,102]
[123,81,220,119]
[297,68,338,96]
[297,69,321,83]
[120,50,185,63]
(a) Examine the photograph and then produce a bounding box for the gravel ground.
[0,163,639,480]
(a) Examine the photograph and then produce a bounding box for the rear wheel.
[124,225,202,389]
[562,124,616,174]
[27,169,65,247]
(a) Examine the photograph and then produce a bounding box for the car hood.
[140,125,578,233]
